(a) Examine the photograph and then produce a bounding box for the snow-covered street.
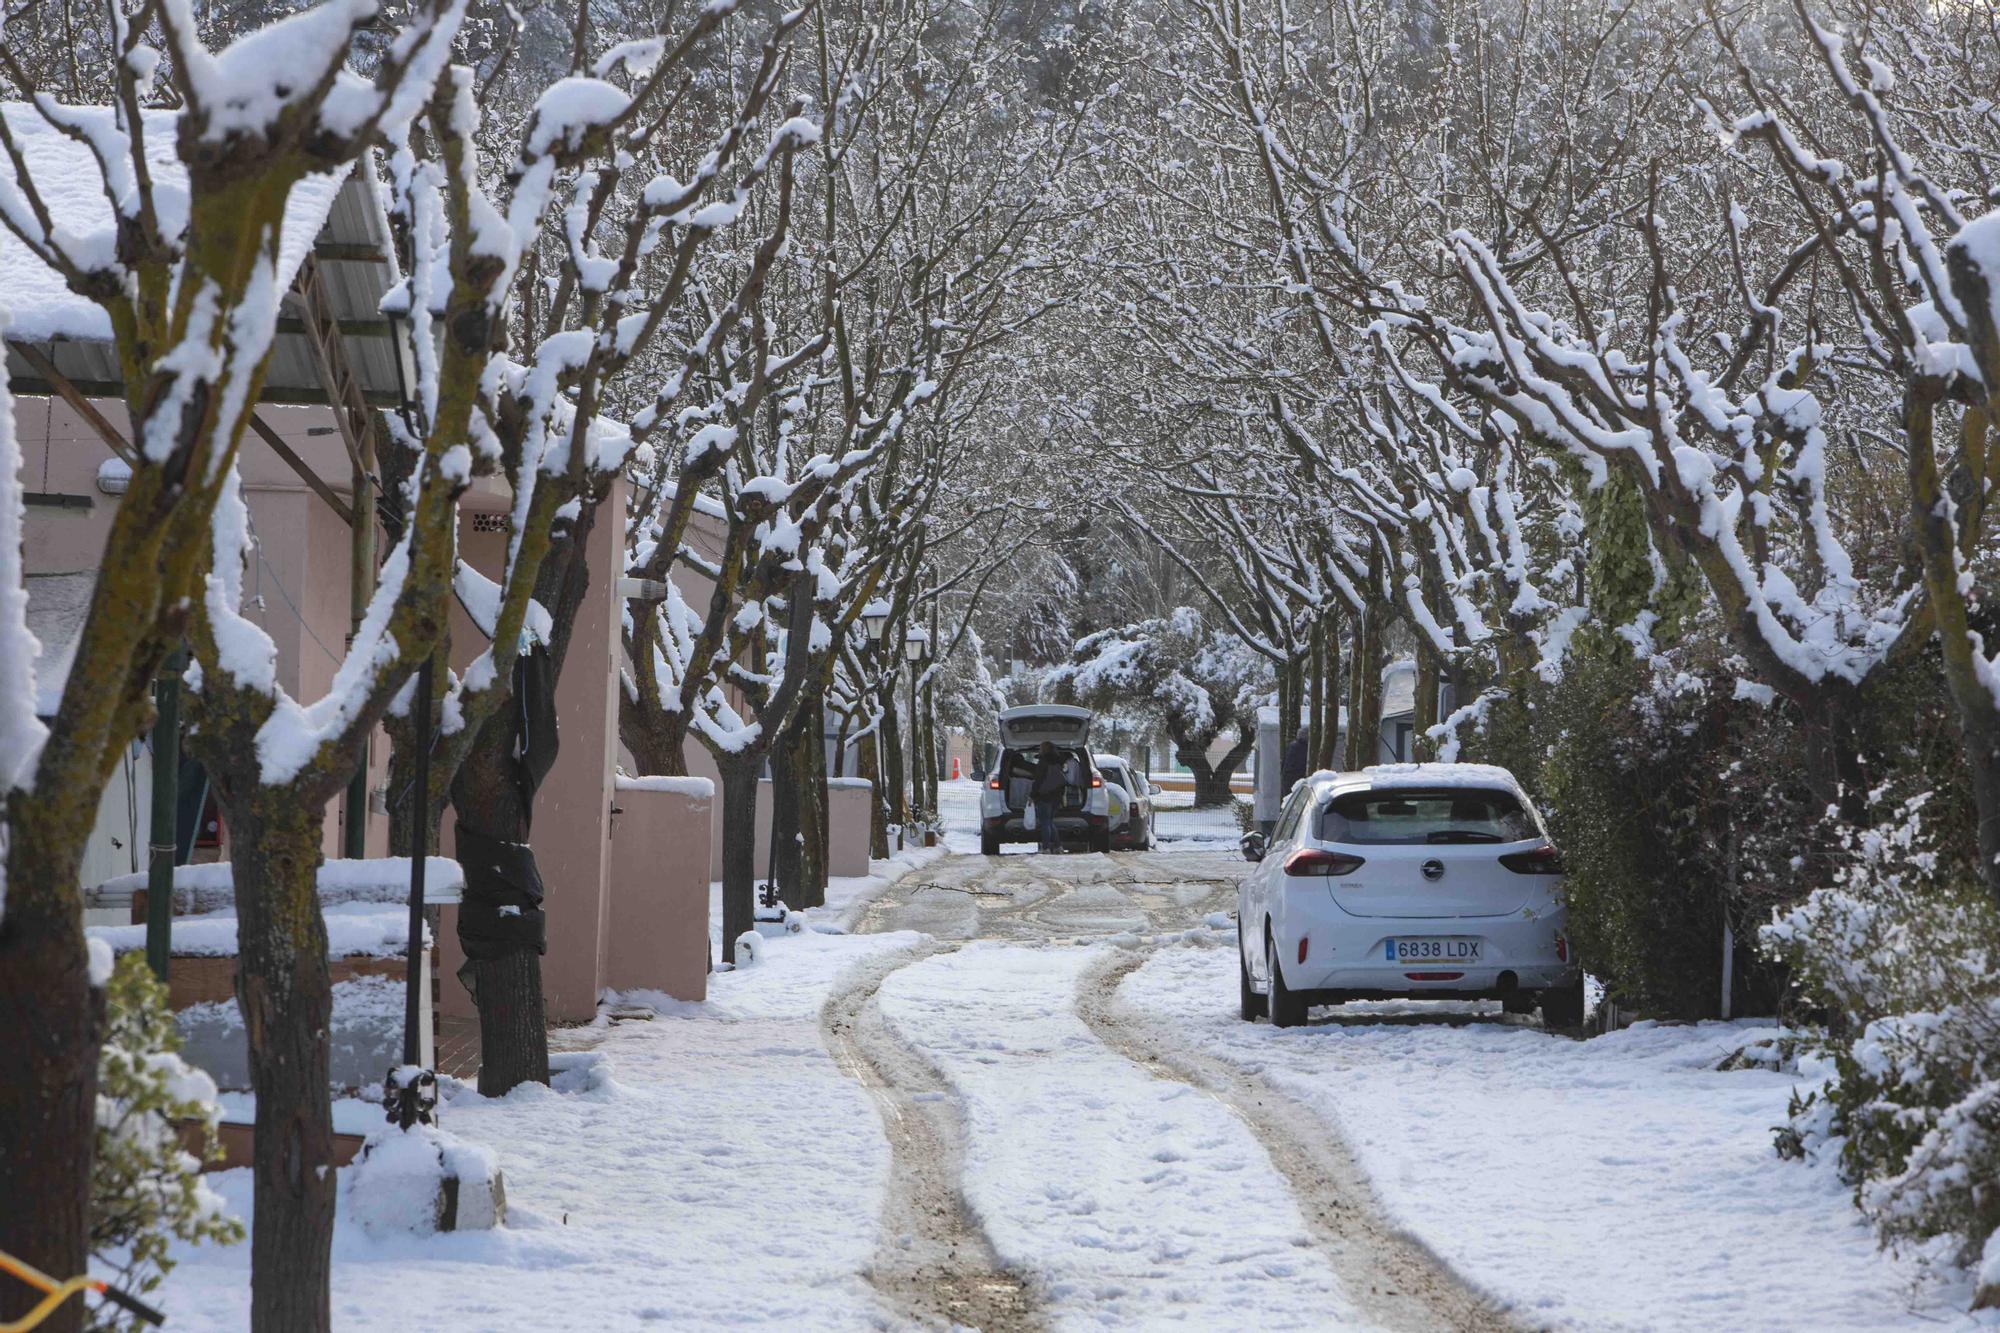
[150,799,1984,1330]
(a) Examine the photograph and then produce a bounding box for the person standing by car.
[1281,724,1310,798]
[1030,740,1066,853]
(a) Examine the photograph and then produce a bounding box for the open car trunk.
[995,746,1091,814]
[997,705,1091,750]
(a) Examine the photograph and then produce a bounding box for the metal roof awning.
[0,102,414,474]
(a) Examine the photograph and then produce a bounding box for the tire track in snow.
[822,944,1045,1332]
[877,942,1376,1330]
[1076,949,1523,1333]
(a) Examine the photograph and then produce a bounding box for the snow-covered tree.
[0,3,462,1321]
[1051,606,1269,806]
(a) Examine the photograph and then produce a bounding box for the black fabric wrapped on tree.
[456,827,547,952]
[454,645,560,1002]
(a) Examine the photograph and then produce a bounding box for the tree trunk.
[1905,389,2000,905]
[718,756,760,963]
[1346,607,1385,769]
[624,713,689,777]
[880,690,907,830]
[225,798,337,1333]
[448,707,552,1097]
[1209,728,1256,804]
[1307,623,1325,773]
[1316,617,1341,772]
[1172,723,1235,808]
[800,698,828,908]
[1414,568,1443,760]
[1278,655,1303,761]
[769,715,806,906]
[0,834,98,1333]
[860,729,890,860]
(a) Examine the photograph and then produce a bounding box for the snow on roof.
[1379,659,1416,719]
[0,102,349,344]
[24,570,93,716]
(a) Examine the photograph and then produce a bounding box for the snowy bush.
[91,955,242,1329]
[1763,798,2000,1291]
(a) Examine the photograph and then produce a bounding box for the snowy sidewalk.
[155,930,921,1331]
[1122,944,1982,1331]
[877,941,1379,1329]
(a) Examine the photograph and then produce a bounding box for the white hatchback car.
[1237,763,1583,1030]
[1093,754,1158,850]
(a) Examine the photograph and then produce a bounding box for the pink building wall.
[22,398,388,863]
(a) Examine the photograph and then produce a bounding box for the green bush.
[1529,642,1812,1019]
[91,953,243,1330]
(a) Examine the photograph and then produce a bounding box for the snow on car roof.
[1324,762,1524,792]
[1092,754,1130,768]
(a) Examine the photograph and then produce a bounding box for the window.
[1318,788,1536,845]
[1271,783,1314,845]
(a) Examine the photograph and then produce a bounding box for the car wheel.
[1266,930,1307,1029]
[1501,993,1536,1016]
[1541,972,1586,1033]
[1239,927,1267,1021]
[981,828,1000,856]
[1089,826,1111,854]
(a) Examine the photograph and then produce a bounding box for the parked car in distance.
[1093,754,1159,851]
[981,706,1112,854]
[1236,762,1583,1031]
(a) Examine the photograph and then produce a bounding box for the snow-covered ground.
[144,819,1989,1331]
[705,842,951,957]
[156,920,928,1330]
[877,942,1372,1329]
[1122,943,1984,1330]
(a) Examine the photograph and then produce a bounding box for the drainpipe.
[145,647,185,981]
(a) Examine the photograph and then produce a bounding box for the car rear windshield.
[1318,788,1536,844]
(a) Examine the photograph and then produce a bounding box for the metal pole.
[905,663,919,840]
[344,458,377,860]
[144,648,185,981]
[402,659,432,1071]
[1719,920,1735,1021]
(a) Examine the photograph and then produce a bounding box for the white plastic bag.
[1023,801,1038,831]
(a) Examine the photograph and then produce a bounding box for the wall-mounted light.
[96,456,132,496]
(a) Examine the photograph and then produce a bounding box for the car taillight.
[1555,933,1568,963]
[1090,775,1103,788]
[1283,848,1366,877]
[988,776,1002,790]
[1499,845,1563,874]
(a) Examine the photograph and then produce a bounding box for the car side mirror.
[1240,831,1267,863]
[1148,783,1162,796]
